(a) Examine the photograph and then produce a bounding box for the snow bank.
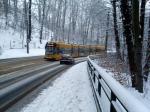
[20,62,97,112]
[0,49,45,59]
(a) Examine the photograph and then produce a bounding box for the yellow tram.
[44,42,105,60]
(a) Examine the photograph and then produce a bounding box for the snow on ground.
[127,86,150,109]
[125,75,150,109]
[0,27,49,59]
[0,49,45,59]
[92,54,150,110]
[20,62,97,112]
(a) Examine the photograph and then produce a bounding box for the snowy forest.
[0,0,150,94]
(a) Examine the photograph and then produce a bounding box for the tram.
[44,42,105,60]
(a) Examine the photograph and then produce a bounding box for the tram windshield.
[45,44,58,54]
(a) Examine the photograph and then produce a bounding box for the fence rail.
[87,56,149,112]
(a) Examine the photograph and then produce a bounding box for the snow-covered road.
[20,62,96,112]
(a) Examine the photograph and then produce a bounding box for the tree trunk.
[112,0,121,58]
[26,0,32,54]
[67,12,72,44]
[3,0,8,26]
[24,0,29,53]
[143,33,150,81]
[13,0,18,28]
[132,0,143,92]
[105,12,110,51]
[28,0,32,42]
[140,0,146,39]
[120,0,138,87]
[62,0,67,41]
[143,12,150,81]
[39,0,46,44]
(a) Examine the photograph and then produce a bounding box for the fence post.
[110,92,117,112]
[98,81,101,96]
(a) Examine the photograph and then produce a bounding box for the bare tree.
[132,0,143,92]
[143,10,150,81]
[62,0,67,41]
[120,0,138,88]
[39,0,46,44]
[24,0,32,53]
[105,12,110,51]
[112,0,121,58]
[13,0,18,28]
[140,0,146,39]
[2,0,9,25]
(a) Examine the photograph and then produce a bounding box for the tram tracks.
[0,62,59,89]
[0,56,43,65]
[0,56,45,75]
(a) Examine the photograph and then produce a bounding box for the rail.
[87,56,149,112]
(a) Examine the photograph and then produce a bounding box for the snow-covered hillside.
[0,14,53,58]
[0,28,52,49]
[0,26,52,58]
[0,0,54,58]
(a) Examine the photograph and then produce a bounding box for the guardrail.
[87,56,149,112]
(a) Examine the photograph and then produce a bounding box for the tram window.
[80,47,84,52]
[73,47,78,52]
[57,48,63,54]
[59,48,64,54]
[63,48,71,54]
[45,45,58,54]
[46,46,53,53]
[53,47,57,54]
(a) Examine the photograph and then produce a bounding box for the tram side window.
[57,48,63,54]
[73,47,78,53]
[63,48,71,55]
[59,48,64,54]
[80,47,84,53]
[85,47,89,54]
[73,47,78,52]
[62,48,65,54]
